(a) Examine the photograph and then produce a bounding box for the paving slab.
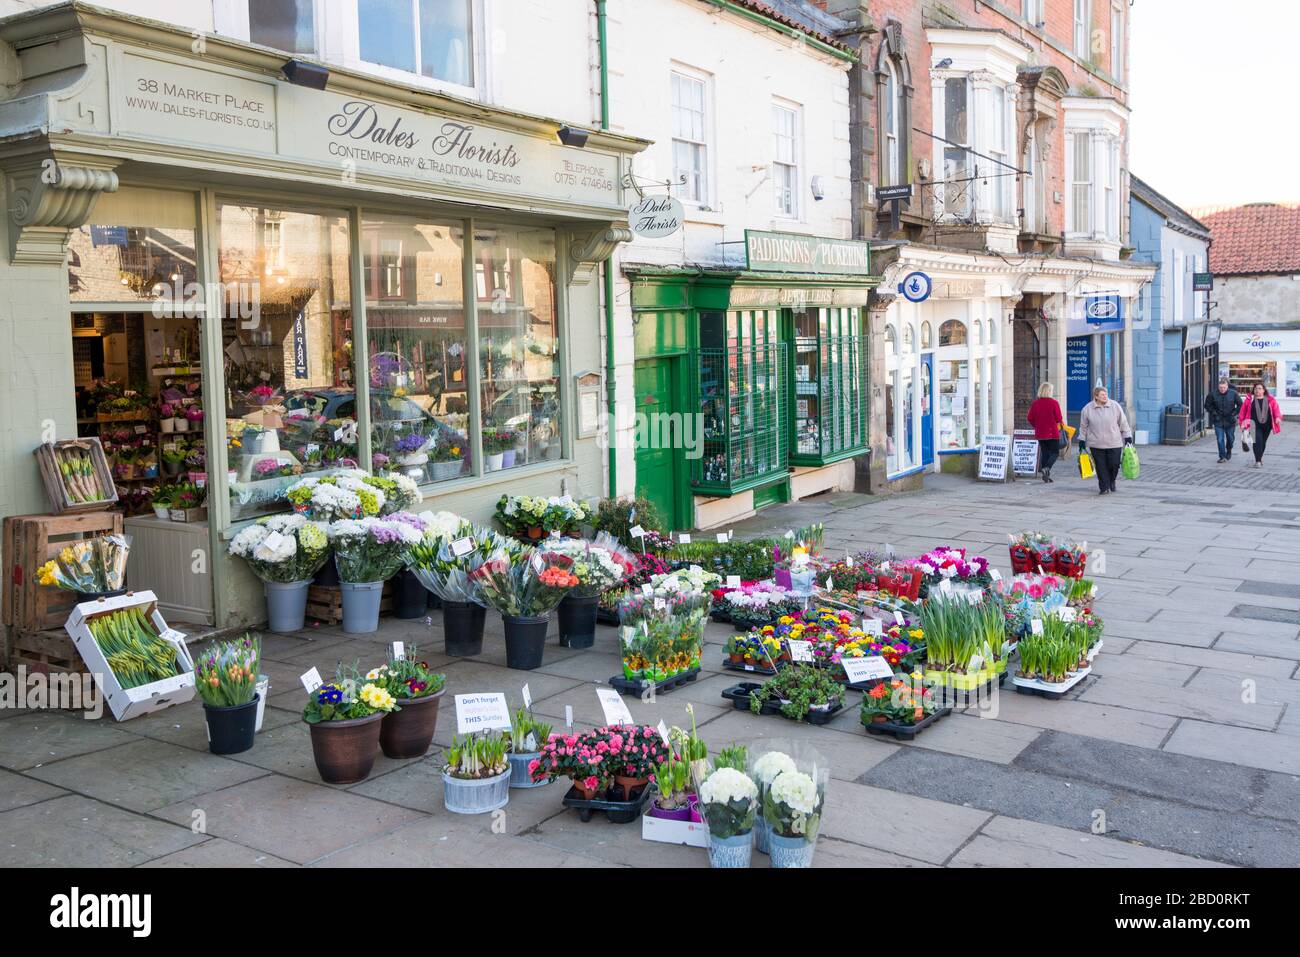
[898,710,1042,764]
[121,699,300,751]
[138,837,297,868]
[1122,641,1298,678]
[0,712,137,771]
[1164,720,1300,775]
[221,719,419,787]
[1088,653,1197,686]
[150,774,424,865]
[0,768,67,813]
[822,779,991,864]
[949,816,1231,868]
[1213,630,1300,661]
[698,709,899,782]
[983,692,1178,749]
[0,794,202,867]
[1078,675,1283,729]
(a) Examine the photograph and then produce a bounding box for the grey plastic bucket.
[265,579,311,633]
[339,580,385,634]
[508,750,548,788]
[443,768,511,814]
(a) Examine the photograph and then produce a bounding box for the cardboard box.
[167,506,208,523]
[64,590,195,721]
[641,810,710,848]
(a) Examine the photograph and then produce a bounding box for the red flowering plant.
[860,673,938,726]
[470,546,578,617]
[528,725,670,795]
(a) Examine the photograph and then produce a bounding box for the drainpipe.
[596,0,618,498]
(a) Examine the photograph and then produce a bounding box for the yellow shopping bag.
[1060,423,1077,458]
[1078,449,1095,480]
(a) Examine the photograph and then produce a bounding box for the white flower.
[770,770,819,815]
[252,532,297,563]
[700,767,757,805]
[327,519,365,541]
[228,524,268,558]
[752,751,797,785]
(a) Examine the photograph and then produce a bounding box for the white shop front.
[1218,328,1300,418]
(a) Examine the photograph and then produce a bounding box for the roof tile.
[1193,203,1300,276]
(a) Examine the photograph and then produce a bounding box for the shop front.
[1180,321,1221,433]
[625,231,876,529]
[1062,293,1130,428]
[1218,327,1300,418]
[0,5,646,630]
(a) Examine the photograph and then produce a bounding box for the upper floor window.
[1023,0,1044,27]
[1071,132,1092,233]
[772,102,800,218]
[359,0,473,86]
[942,77,971,217]
[1110,3,1124,79]
[990,86,1011,220]
[672,70,710,204]
[881,58,902,186]
[1074,0,1093,60]
[249,0,316,53]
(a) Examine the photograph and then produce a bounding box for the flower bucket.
[265,579,311,632]
[707,831,753,868]
[503,615,549,670]
[501,449,516,468]
[339,580,385,634]
[429,459,464,482]
[306,712,384,784]
[203,695,259,755]
[443,600,486,656]
[508,750,547,788]
[254,675,269,732]
[486,452,505,471]
[392,569,428,620]
[557,593,599,648]
[768,833,816,868]
[379,688,444,759]
[443,768,510,814]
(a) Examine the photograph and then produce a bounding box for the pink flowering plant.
[914,546,991,594]
[528,724,670,795]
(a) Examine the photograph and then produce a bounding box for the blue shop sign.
[90,225,128,247]
[1083,295,1124,331]
[1066,336,1093,412]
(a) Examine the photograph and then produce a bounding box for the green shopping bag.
[1121,444,1140,480]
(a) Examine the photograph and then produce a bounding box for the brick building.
[818,0,1155,488]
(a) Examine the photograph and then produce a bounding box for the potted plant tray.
[608,667,700,696]
[721,657,781,676]
[862,706,952,741]
[709,608,732,624]
[717,683,846,726]
[595,606,621,626]
[562,780,653,824]
[1011,671,1090,700]
[1086,639,1103,662]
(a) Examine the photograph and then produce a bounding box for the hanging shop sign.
[899,271,932,303]
[113,51,621,209]
[1083,294,1125,331]
[1193,272,1214,292]
[628,194,683,238]
[744,230,871,276]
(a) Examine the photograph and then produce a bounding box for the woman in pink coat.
[1238,382,1283,468]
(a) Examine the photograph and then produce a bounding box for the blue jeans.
[1214,424,1235,459]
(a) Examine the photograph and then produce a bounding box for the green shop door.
[634,357,690,529]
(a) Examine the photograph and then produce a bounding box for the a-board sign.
[1012,431,1040,476]
[978,434,1011,482]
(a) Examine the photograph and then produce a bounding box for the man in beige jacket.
[1077,385,1133,495]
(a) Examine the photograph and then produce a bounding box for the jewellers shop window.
[696,309,787,493]
[362,216,470,486]
[792,307,866,465]
[359,0,474,87]
[218,204,355,521]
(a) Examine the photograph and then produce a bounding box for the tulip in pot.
[507,708,553,788]
[302,666,399,785]
[471,548,580,671]
[699,767,758,868]
[329,517,425,634]
[226,514,331,633]
[195,633,262,756]
[444,731,511,814]
[371,649,447,759]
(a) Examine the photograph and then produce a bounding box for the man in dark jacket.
[1205,378,1241,463]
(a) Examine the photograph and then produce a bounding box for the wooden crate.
[33,439,118,514]
[306,581,395,626]
[4,627,86,675]
[1,511,125,632]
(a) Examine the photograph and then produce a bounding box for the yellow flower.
[778,616,793,626]
[59,547,76,564]
[908,629,923,640]
[359,682,395,710]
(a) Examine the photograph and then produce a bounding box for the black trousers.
[1038,438,1061,472]
[1254,424,1271,463]
[1093,446,1123,491]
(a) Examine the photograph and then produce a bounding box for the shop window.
[792,308,866,465]
[938,357,971,449]
[68,187,198,305]
[249,0,315,54]
[902,323,914,352]
[362,216,470,485]
[973,319,983,345]
[1227,361,1276,395]
[359,0,474,87]
[671,70,710,204]
[920,321,932,350]
[885,324,898,354]
[939,319,967,346]
[475,224,561,472]
[218,205,354,520]
[696,310,786,492]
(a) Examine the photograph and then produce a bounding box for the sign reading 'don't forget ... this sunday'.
[744,230,871,276]
[115,51,620,209]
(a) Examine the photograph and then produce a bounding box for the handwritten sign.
[788,639,814,663]
[299,667,323,693]
[1012,434,1041,476]
[841,656,894,683]
[596,688,635,726]
[391,641,404,661]
[978,434,1011,482]
[678,533,692,544]
[454,692,512,734]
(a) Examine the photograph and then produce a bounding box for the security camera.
[810,176,825,201]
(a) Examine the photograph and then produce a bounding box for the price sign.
[939,579,952,594]
[134,425,147,435]
[194,474,206,489]
[880,561,891,573]
[893,610,905,626]
[653,598,666,610]
[454,692,512,734]
[522,683,532,710]
[263,531,287,552]
[306,443,320,456]
[716,532,729,544]
[530,553,544,573]
[841,656,894,683]
[299,667,323,693]
[641,584,653,596]
[725,575,742,589]
[824,577,833,591]
[966,654,984,674]
[629,525,646,539]
[1090,584,1098,597]
[1031,618,1044,636]
[596,688,635,726]
[334,427,346,441]
[845,554,854,567]
[785,530,795,540]
[678,533,692,544]
[1058,607,1077,622]
[391,641,405,661]
[788,639,814,663]
[450,537,475,557]
[565,705,573,728]
[885,543,896,559]
[990,568,1002,582]
[861,618,883,637]
[656,720,671,746]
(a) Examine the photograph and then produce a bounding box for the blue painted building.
[1129,177,1213,442]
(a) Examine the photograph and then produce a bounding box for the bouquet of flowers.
[361,473,422,514]
[228,513,330,583]
[37,534,131,595]
[286,470,385,520]
[408,521,513,604]
[537,537,629,597]
[470,548,579,617]
[647,565,721,598]
[194,633,261,708]
[495,494,592,539]
[328,516,425,584]
[302,663,399,723]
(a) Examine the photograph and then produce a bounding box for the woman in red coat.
[1027,382,1066,482]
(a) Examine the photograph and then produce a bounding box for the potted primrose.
[302,664,399,784]
[371,648,446,759]
[443,732,511,814]
[193,632,261,756]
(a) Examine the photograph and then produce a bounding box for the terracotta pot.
[527,526,544,539]
[871,714,888,724]
[306,712,384,784]
[573,780,599,800]
[612,774,648,801]
[729,653,743,663]
[378,688,444,759]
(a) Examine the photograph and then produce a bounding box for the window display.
[475,224,562,472]
[68,187,198,305]
[938,358,970,449]
[217,205,354,520]
[1226,361,1276,395]
[792,307,865,463]
[362,216,470,484]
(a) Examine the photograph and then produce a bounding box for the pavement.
[2,429,1297,868]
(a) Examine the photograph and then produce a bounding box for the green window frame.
[694,308,788,495]
[790,306,867,466]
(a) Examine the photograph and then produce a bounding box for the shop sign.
[90,225,128,247]
[935,279,980,299]
[977,434,1011,482]
[628,194,683,238]
[726,285,870,309]
[1193,272,1214,292]
[115,51,621,209]
[744,230,870,276]
[899,271,932,303]
[1012,431,1040,476]
[1066,337,1093,412]
[1084,295,1125,331]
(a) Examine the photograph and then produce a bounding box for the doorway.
[920,352,935,467]
[633,356,689,530]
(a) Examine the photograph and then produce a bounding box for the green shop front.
[0,4,646,631]
[625,231,877,530]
